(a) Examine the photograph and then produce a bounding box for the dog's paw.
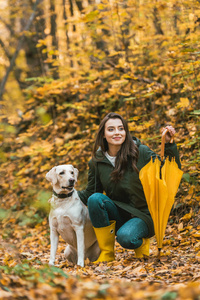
[77,260,84,267]
[64,245,77,264]
[49,261,55,266]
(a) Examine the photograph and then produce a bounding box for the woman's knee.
[88,193,104,212]
[116,227,143,249]
[116,228,133,249]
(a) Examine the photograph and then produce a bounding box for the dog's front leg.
[49,226,59,266]
[74,225,85,267]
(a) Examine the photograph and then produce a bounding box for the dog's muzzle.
[62,185,74,191]
[61,179,75,191]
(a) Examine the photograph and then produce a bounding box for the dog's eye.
[59,171,65,175]
[71,171,74,175]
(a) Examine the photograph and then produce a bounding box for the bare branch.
[0,38,11,59]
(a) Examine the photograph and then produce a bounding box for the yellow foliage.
[177,98,190,108]
[0,1,200,297]
[181,212,192,222]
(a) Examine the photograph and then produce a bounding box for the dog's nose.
[69,179,75,186]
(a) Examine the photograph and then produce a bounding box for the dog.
[46,164,100,267]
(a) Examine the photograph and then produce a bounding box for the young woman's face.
[104,118,126,149]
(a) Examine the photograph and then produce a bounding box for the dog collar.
[53,190,74,199]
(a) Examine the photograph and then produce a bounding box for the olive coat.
[78,137,181,237]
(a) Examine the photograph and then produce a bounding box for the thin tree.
[50,0,59,79]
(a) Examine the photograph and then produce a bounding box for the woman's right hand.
[161,125,176,143]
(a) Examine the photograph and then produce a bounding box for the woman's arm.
[140,125,181,169]
[164,142,181,169]
[162,126,181,169]
[77,159,103,205]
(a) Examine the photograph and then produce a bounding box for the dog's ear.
[73,168,79,182]
[46,167,58,185]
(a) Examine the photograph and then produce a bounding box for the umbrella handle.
[161,128,174,161]
[161,129,168,161]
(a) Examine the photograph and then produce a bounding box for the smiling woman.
[104,118,126,157]
[78,112,181,263]
[93,112,139,182]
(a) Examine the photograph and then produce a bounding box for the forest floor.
[1,216,200,300]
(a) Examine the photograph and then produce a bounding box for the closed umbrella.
[139,130,183,258]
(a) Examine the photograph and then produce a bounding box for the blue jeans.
[87,193,149,249]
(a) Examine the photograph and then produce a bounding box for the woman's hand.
[161,125,176,143]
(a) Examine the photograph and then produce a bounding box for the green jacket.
[78,137,181,237]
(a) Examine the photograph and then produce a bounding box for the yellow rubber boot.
[134,238,150,258]
[93,220,116,263]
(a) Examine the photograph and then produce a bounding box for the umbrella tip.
[158,248,162,261]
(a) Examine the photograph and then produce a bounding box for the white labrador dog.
[46,164,100,267]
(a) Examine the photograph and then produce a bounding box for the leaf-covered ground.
[0,90,199,298]
[1,92,199,299]
[1,214,200,300]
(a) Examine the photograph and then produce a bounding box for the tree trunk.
[75,0,84,13]
[69,0,76,32]
[63,0,73,67]
[20,0,48,78]
[153,7,164,35]
[173,5,180,35]
[50,0,59,79]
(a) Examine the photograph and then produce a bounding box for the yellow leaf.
[55,138,64,146]
[188,186,195,194]
[110,79,129,87]
[131,266,147,276]
[178,222,183,231]
[118,92,131,96]
[181,212,192,221]
[162,239,172,245]
[160,250,171,256]
[195,242,200,251]
[180,241,190,246]
[177,97,190,108]
[193,233,200,239]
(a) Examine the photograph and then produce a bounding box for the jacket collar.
[93,149,113,165]
[132,136,141,147]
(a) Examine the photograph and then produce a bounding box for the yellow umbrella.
[139,130,183,258]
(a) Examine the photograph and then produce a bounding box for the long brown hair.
[93,112,139,181]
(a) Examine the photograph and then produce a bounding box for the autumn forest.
[0,0,200,299]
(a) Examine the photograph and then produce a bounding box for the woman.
[78,112,181,262]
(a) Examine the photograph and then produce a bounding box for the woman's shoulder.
[138,144,153,160]
[132,136,149,152]
[88,149,105,165]
[132,136,141,147]
[138,143,150,151]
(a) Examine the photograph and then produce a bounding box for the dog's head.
[46,164,78,193]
